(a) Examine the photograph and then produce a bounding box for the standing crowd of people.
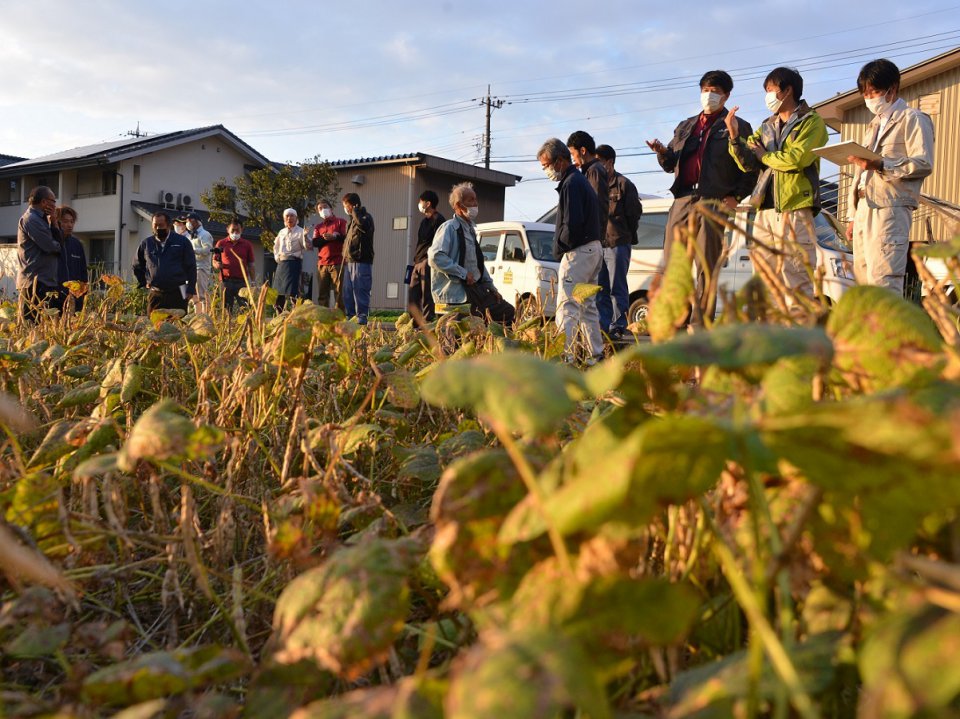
[15,58,935,353]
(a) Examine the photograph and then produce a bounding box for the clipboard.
[812,141,881,166]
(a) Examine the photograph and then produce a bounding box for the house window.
[132,165,141,194]
[101,172,117,196]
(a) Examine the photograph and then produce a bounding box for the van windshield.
[526,230,555,260]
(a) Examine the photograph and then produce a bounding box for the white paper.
[179,284,189,299]
[812,141,882,165]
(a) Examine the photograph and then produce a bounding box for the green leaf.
[501,414,736,543]
[185,313,215,344]
[289,676,445,719]
[859,595,960,716]
[507,570,701,652]
[827,285,944,392]
[640,323,833,370]
[761,356,819,417]
[430,450,543,605]
[437,429,487,463]
[81,645,250,706]
[144,321,183,344]
[446,629,611,719]
[120,364,144,403]
[338,423,384,456]
[397,446,441,486]
[271,537,423,678]
[762,389,960,561]
[647,238,693,343]
[3,622,70,658]
[420,351,579,435]
[27,419,80,468]
[384,369,420,409]
[56,381,100,409]
[117,400,196,472]
[669,632,842,716]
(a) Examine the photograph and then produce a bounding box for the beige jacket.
[848,98,934,218]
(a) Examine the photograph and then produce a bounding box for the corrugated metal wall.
[838,65,960,242]
[336,165,415,310]
[334,164,509,309]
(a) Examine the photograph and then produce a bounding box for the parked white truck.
[477,199,856,326]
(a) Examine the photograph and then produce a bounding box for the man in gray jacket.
[846,58,935,295]
[17,186,62,322]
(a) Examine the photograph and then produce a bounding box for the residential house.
[813,46,960,242]
[0,125,270,296]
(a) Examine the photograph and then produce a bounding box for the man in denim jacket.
[428,182,493,310]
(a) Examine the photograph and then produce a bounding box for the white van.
[476,221,561,315]
[478,200,855,327]
[622,199,855,325]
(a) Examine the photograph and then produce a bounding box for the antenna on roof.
[124,122,147,138]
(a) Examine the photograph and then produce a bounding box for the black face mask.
[155,228,169,240]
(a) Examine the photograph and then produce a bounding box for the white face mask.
[466,206,479,221]
[319,208,332,219]
[700,91,724,113]
[229,231,241,241]
[865,92,893,116]
[544,164,561,182]
[765,90,784,113]
[418,202,426,214]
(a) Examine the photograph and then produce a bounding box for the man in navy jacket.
[55,206,88,312]
[133,211,197,314]
[538,137,604,364]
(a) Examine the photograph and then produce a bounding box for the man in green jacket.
[726,67,828,302]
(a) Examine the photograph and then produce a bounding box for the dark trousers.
[663,195,727,321]
[147,288,189,315]
[222,278,247,312]
[317,264,342,309]
[597,244,631,332]
[18,283,59,323]
[407,260,435,322]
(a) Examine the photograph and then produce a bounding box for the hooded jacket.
[729,100,828,213]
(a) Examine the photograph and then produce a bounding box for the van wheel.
[627,296,649,335]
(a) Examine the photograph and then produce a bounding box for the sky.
[1,0,958,220]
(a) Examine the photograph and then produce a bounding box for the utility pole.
[482,85,504,169]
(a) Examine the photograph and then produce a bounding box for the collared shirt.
[215,237,255,279]
[678,111,723,190]
[858,97,907,190]
[273,225,310,261]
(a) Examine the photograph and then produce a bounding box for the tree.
[201,156,340,253]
